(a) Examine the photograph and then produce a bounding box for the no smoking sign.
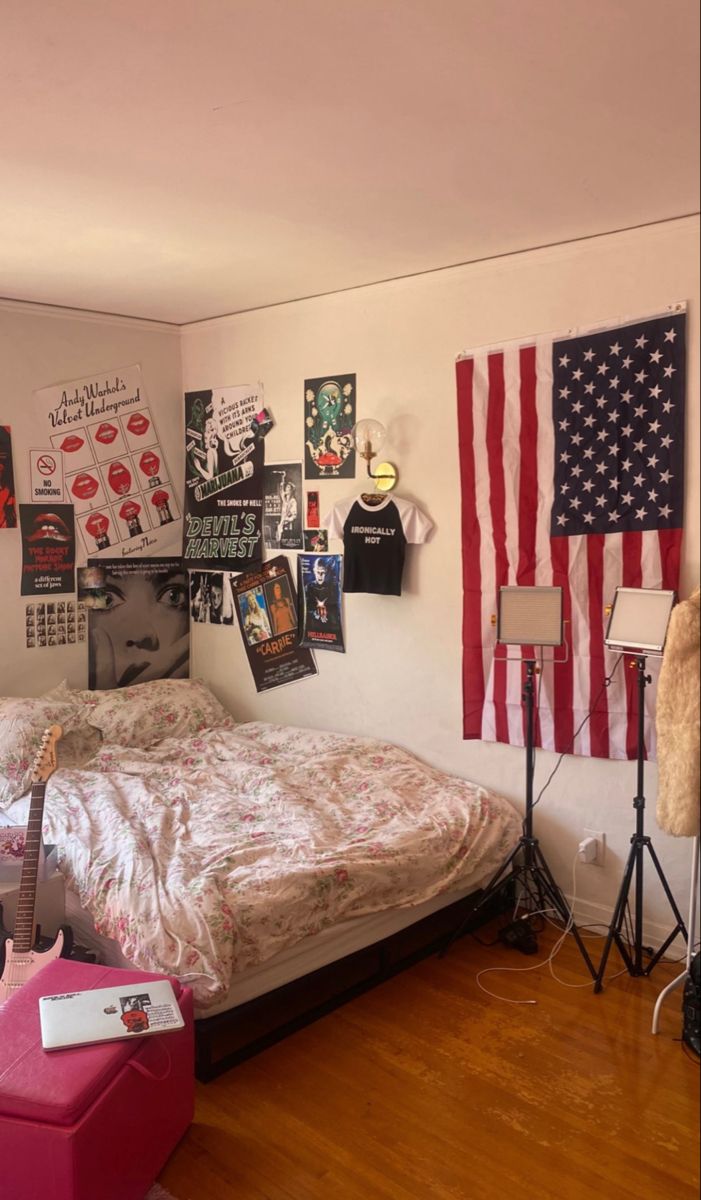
[30,448,65,503]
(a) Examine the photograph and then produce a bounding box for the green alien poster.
[304,374,356,479]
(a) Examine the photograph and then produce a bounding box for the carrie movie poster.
[0,426,17,529]
[233,556,317,693]
[19,505,76,596]
[33,365,180,562]
[183,386,271,571]
[86,557,189,689]
[304,374,356,479]
[297,553,345,653]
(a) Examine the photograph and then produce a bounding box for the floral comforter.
[43,723,521,1008]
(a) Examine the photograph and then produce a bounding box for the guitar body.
[0,927,69,1005]
[0,725,73,1007]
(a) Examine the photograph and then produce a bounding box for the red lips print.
[60,435,84,454]
[85,512,110,537]
[119,500,141,520]
[127,413,150,437]
[151,489,169,507]
[107,462,132,496]
[71,473,99,500]
[139,450,160,477]
[95,422,118,445]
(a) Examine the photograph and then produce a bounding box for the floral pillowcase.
[82,678,236,749]
[0,694,83,810]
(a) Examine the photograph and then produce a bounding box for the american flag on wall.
[456,307,685,761]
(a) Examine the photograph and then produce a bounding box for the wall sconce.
[352,419,398,492]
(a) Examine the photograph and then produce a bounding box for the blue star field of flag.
[550,311,685,537]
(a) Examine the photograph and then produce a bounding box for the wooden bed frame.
[194,884,512,1081]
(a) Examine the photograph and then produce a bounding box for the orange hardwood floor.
[159,924,699,1200]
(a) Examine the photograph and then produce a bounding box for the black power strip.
[498,918,539,955]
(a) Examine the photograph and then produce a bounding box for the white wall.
[0,300,182,696]
[181,216,700,945]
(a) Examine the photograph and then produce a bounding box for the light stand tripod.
[593,656,688,992]
[443,659,597,977]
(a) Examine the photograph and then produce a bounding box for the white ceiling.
[1,0,699,325]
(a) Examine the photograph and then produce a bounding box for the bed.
[1,680,522,1078]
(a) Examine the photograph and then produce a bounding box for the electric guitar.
[0,725,72,1004]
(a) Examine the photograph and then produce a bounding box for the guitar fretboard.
[13,782,47,954]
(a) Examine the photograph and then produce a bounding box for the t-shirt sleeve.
[395,498,434,543]
[324,498,353,540]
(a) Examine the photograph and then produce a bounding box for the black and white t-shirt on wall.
[324,495,433,596]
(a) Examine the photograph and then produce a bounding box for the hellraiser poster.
[183,386,269,571]
[297,553,345,652]
[304,374,356,479]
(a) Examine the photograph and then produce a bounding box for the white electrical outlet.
[583,828,606,866]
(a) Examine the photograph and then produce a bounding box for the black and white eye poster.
[86,557,189,689]
[184,387,271,571]
[304,374,356,479]
[233,556,317,692]
[297,553,345,652]
[33,365,181,562]
[263,462,303,551]
[0,426,17,529]
[189,571,239,625]
[19,504,76,596]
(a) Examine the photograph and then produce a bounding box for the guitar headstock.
[30,724,62,784]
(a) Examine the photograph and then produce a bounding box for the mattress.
[66,868,492,1019]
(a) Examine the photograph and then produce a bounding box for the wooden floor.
[159,923,699,1200]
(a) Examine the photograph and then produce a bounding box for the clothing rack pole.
[651,836,699,1034]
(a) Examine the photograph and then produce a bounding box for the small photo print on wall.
[87,557,189,689]
[25,599,81,648]
[297,553,345,652]
[304,374,356,479]
[189,571,239,625]
[0,426,17,529]
[263,462,303,551]
[303,528,328,552]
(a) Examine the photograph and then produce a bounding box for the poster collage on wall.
[6,364,356,683]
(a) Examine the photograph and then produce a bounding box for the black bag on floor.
[682,951,700,1057]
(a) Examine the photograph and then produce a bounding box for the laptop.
[39,978,185,1050]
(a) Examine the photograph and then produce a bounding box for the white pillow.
[0,694,82,809]
[82,678,236,749]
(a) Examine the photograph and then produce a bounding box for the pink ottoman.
[0,959,194,1200]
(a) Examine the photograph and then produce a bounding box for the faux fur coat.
[656,586,700,838]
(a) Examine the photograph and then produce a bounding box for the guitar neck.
[12,781,47,954]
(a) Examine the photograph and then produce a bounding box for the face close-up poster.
[232,555,317,692]
[86,557,190,689]
[19,504,76,596]
[183,386,269,571]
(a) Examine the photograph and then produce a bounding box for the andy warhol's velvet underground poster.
[183,386,272,572]
[233,555,317,693]
[304,374,356,479]
[86,556,189,689]
[34,364,180,562]
[19,505,76,596]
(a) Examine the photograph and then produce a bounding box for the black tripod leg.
[640,841,688,973]
[532,848,597,978]
[594,842,638,993]
[440,841,523,956]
